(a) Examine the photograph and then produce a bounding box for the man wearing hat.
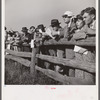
[62,11,76,76]
[21,27,31,51]
[61,11,76,40]
[45,19,63,72]
[45,19,62,40]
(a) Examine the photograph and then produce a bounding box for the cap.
[62,11,73,17]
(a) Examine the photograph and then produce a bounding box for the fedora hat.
[51,19,61,27]
[37,24,46,32]
[37,24,46,29]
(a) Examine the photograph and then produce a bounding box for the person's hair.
[76,14,83,20]
[30,26,35,29]
[80,7,96,20]
[84,7,95,15]
[73,14,83,23]
[41,28,45,32]
[74,14,85,28]
[8,31,15,37]
[80,9,85,16]
[35,28,39,33]
[5,27,7,30]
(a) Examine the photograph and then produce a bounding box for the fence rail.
[5,38,96,85]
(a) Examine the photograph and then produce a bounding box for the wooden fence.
[5,38,96,85]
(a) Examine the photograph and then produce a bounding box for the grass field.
[5,59,62,85]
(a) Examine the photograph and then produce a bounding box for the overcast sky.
[5,0,95,32]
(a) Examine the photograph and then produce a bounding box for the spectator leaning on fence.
[82,7,96,36]
[61,11,76,76]
[45,19,62,57]
[81,7,96,83]
[29,26,35,39]
[34,27,43,47]
[45,19,62,41]
[21,27,31,51]
[72,7,96,62]
[81,7,96,63]
[29,26,36,49]
[34,24,47,67]
[61,11,77,40]
[72,14,88,56]
[5,30,15,54]
[12,31,21,51]
[45,19,63,72]
[21,27,31,44]
[37,24,48,42]
[73,7,96,83]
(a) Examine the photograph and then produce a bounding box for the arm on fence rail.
[36,54,95,73]
[43,38,95,46]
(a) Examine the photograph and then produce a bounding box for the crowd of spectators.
[5,7,96,81]
[5,7,96,53]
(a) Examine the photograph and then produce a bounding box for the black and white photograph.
[2,0,98,99]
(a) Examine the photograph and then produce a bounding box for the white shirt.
[45,27,60,39]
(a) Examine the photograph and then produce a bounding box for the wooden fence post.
[56,48,64,72]
[65,46,75,77]
[30,48,37,81]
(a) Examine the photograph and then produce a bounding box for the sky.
[5,0,95,32]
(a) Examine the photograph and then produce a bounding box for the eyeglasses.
[62,15,72,18]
